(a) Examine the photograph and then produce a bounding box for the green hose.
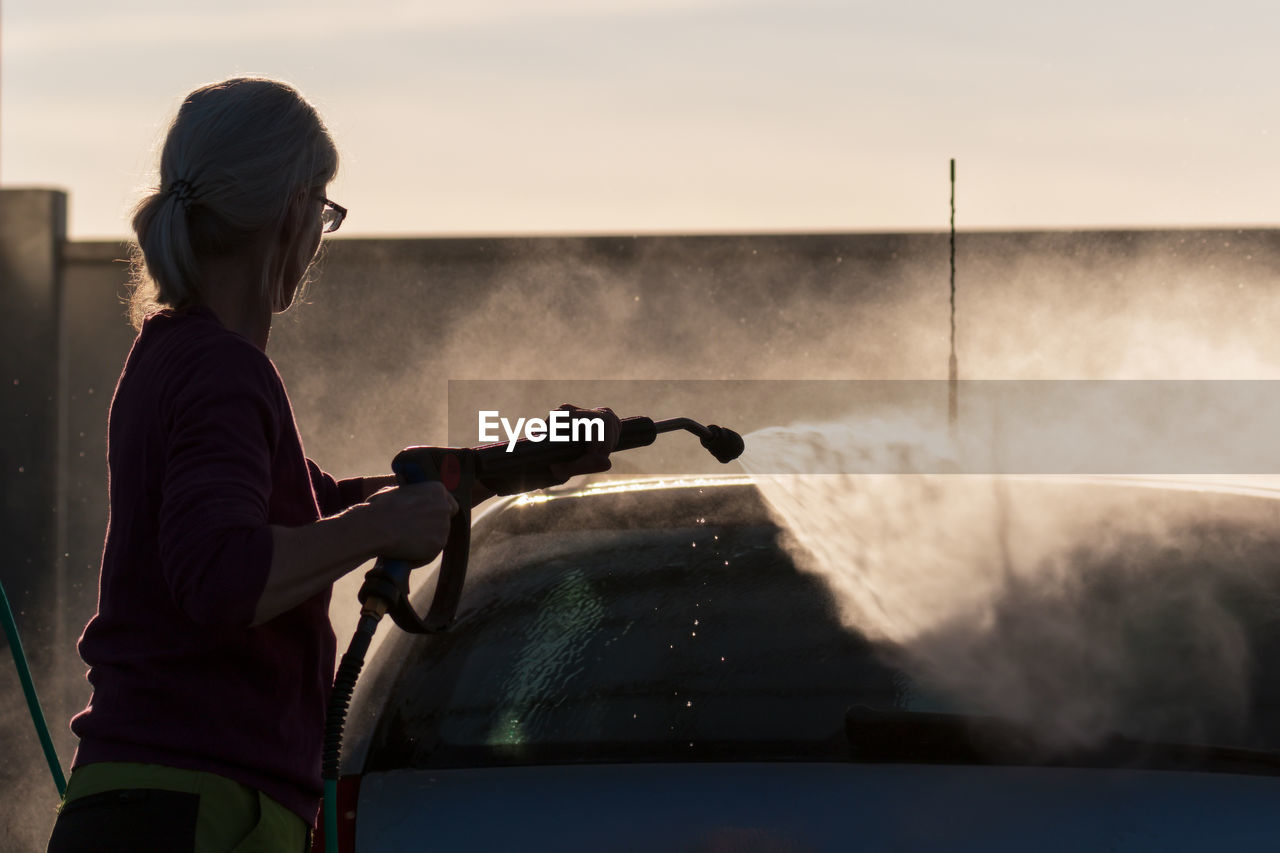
[324,778,338,853]
[0,578,67,797]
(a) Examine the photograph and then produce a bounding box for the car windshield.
[361,480,1280,773]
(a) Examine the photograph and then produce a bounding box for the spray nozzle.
[699,424,746,463]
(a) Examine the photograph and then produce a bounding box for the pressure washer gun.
[358,415,745,634]
[323,414,745,852]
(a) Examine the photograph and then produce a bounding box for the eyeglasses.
[320,197,347,234]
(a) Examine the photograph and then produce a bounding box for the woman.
[47,78,613,852]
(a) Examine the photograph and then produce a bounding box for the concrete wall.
[1,190,65,660]
[3,184,1280,848]
[1,189,69,851]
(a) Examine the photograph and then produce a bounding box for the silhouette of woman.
[45,77,465,852]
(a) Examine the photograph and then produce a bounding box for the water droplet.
[686,700,692,708]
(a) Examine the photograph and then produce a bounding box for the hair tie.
[167,179,197,210]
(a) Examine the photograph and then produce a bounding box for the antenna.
[948,158,958,430]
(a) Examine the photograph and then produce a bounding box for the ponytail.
[128,186,202,328]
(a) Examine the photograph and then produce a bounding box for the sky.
[2,0,1277,239]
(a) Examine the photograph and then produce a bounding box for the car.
[325,475,1280,851]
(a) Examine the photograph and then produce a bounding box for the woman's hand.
[257,481,458,625]
[547,403,621,482]
[364,481,459,566]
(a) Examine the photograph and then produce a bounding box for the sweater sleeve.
[306,458,366,516]
[157,343,278,627]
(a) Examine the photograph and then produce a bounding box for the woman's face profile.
[276,190,326,312]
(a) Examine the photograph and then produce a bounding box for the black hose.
[323,609,381,778]
[322,605,385,853]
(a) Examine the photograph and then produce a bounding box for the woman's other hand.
[548,403,621,481]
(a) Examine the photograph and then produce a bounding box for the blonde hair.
[128,77,339,329]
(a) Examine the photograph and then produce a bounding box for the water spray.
[320,414,744,852]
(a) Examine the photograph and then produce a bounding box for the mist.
[275,229,1280,758]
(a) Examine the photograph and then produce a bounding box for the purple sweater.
[71,306,365,824]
